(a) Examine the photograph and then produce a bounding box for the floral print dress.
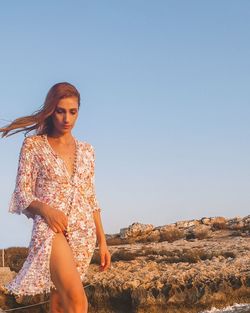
[2,134,101,296]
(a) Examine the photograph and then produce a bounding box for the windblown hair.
[0,82,81,138]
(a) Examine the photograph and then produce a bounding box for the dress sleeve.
[86,145,102,213]
[8,137,40,219]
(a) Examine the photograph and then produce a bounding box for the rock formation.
[1,215,250,312]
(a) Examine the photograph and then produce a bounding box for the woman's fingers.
[48,219,64,233]
[44,208,68,232]
[104,252,111,270]
[59,212,68,230]
[100,249,111,271]
[48,212,68,233]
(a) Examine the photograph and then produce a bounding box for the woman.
[0,82,111,313]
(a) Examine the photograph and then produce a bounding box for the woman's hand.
[99,241,111,271]
[42,205,68,233]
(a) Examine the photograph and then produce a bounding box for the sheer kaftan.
[2,134,101,296]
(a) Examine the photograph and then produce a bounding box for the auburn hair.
[0,82,80,138]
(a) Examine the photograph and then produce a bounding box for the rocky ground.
[1,215,250,312]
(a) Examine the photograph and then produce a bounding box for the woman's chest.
[34,142,93,183]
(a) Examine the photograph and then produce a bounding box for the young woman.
[0,82,111,313]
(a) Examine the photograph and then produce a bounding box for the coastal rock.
[0,268,15,286]
[1,215,250,313]
[185,224,212,240]
[120,222,154,239]
[175,219,200,229]
[159,225,185,242]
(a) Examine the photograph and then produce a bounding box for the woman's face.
[51,96,79,134]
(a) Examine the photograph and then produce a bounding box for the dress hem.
[1,276,88,298]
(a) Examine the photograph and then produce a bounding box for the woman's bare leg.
[49,288,64,313]
[49,232,88,313]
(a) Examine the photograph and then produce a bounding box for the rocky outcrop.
[1,215,250,312]
[0,268,15,288]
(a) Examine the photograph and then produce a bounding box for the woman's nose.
[64,114,70,122]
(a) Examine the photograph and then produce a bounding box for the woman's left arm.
[93,210,111,271]
[87,144,111,271]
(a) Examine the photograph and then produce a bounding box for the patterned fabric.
[2,134,101,296]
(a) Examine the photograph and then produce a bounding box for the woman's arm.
[87,144,111,270]
[10,137,68,232]
[93,210,106,244]
[25,200,50,218]
[9,137,41,219]
[93,210,111,271]
[9,137,53,220]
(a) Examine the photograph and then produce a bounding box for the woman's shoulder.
[77,138,95,153]
[22,134,43,145]
[22,135,96,154]
[23,135,93,147]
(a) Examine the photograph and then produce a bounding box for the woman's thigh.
[49,232,87,303]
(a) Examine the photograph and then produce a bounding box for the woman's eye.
[55,110,77,114]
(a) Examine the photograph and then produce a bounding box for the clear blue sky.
[0,1,249,248]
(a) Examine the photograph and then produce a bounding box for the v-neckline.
[43,134,78,180]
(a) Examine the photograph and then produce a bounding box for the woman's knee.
[62,285,88,308]
[66,289,84,305]
[49,288,64,313]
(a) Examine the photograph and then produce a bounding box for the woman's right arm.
[26,200,68,233]
[8,137,41,219]
[25,200,50,218]
[9,137,67,232]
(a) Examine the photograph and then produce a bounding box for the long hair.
[0,82,81,138]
